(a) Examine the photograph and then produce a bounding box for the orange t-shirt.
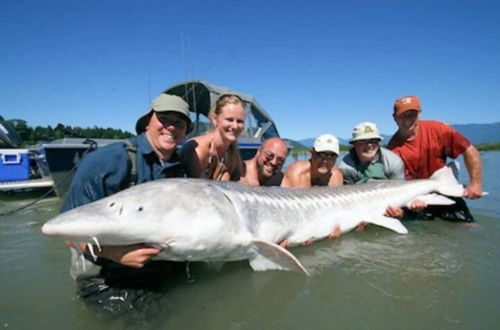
[387,120,471,180]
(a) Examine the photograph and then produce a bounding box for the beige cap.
[349,122,383,143]
[135,94,192,134]
[313,134,339,155]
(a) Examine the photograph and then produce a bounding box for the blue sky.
[1,0,499,140]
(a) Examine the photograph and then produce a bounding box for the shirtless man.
[239,137,288,186]
[282,133,343,188]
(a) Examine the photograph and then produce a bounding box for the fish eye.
[138,206,143,211]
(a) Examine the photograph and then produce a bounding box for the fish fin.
[365,216,408,234]
[249,239,309,276]
[407,193,455,207]
[429,165,464,197]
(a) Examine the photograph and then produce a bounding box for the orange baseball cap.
[393,95,422,115]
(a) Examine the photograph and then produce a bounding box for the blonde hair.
[208,94,245,180]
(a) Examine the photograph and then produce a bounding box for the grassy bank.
[475,142,500,151]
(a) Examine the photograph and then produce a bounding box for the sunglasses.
[263,150,285,166]
[156,113,187,130]
[315,151,337,159]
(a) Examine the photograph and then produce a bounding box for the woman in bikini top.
[180,94,245,181]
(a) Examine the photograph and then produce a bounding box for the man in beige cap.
[339,122,404,184]
[388,95,483,222]
[282,133,343,188]
[240,137,288,186]
[338,122,408,218]
[61,93,192,313]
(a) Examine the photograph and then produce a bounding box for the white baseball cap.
[313,134,339,155]
[349,122,383,143]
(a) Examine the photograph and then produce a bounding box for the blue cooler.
[0,149,30,182]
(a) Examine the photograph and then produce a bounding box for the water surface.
[0,152,499,329]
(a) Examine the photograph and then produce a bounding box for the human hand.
[464,182,483,199]
[408,199,427,210]
[384,206,404,218]
[97,244,162,268]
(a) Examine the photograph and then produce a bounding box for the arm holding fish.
[65,242,161,268]
[62,143,161,268]
[382,148,426,216]
[462,145,483,199]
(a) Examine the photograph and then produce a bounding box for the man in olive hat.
[61,93,192,314]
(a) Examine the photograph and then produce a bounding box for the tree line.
[3,118,134,146]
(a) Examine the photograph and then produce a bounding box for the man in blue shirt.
[62,93,192,314]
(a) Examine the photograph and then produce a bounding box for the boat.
[42,80,281,199]
[0,119,54,196]
[165,80,280,160]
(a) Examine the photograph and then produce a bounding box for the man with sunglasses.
[240,137,288,186]
[61,93,191,314]
[387,95,483,222]
[338,122,407,218]
[282,133,343,188]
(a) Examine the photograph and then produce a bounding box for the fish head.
[42,179,247,253]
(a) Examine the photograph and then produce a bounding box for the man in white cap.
[282,133,343,188]
[61,93,192,314]
[338,122,408,218]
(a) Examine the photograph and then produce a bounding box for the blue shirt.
[62,133,185,212]
[60,133,186,297]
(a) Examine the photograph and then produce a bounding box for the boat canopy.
[0,118,22,148]
[163,80,280,142]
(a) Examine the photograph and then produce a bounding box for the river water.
[1,152,499,329]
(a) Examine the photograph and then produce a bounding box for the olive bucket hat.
[135,94,192,134]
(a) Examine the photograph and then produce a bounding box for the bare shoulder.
[285,160,309,175]
[282,160,310,187]
[329,167,344,186]
[239,159,257,184]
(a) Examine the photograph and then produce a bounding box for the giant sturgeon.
[42,166,465,275]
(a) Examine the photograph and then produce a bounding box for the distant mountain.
[296,138,315,148]
[295,122,500,147]
[283,138,307,148]
[451,122,500,144]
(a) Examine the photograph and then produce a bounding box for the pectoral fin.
[408,193,455,206]
[365,216,408,234]
[249,239,309,276]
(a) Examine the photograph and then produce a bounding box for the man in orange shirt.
[387,95,483,222]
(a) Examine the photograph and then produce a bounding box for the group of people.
[61,93,483,313]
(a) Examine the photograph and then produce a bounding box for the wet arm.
[65,241,161,268]
[462,145,483,199]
